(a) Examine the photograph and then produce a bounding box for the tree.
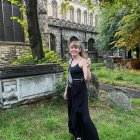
[95,0,140,57]
[25,0,44,58]
[9,0,44,58]
[114,0,140,51]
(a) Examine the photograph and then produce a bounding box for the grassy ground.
[91,63,140,89]
[0,93,140,140]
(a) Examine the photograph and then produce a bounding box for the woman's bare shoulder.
[79,57,86,67]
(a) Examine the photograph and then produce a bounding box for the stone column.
[37,0,48,33]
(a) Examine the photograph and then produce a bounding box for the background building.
[39,0,99,61]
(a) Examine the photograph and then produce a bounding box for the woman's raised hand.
[86,58,91,67]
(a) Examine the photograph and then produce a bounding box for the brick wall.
[0,41,30,66]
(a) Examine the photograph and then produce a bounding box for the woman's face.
[69,46,81,57]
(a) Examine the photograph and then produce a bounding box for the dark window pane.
[0,0,5,41]
[13,4,24,42]
[3,0,14,41]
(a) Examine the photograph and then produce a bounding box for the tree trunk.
[128,49,132,59]
[136,40,140,59]
[25,0,44,58]
[135,46,139,59]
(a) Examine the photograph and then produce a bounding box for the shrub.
[12,50,37,65]
[12,49,68,69]
[54,79,67,99]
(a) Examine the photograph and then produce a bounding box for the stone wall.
[0,41,30,66]
[37,0,48,33]
[47,17,98,61]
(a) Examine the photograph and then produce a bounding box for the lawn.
[91,63,140,89]
[0,93,140,140]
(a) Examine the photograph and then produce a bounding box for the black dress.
[67,63,99,140]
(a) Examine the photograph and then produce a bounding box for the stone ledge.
[47,16,97,33]
[0,64,64,79]
[0,41,30,46]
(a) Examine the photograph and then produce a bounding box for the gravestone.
[0,64,64,108]
[106,56,114,69]
[87,73,99,100]
[106,88,131,110]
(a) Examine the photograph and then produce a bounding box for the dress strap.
[69,58,73,66]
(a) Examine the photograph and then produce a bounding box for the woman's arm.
[64,84,68,100]
[82,59,91,81]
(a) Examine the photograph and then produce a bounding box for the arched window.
[89,13,93,25]
[52,0,57,18]
[77,8,81,23]
[70,6,74,21]
[88,38,95,52]
[62,10,66,19]
[70,36,79,43]
[50,33,56,51]
[61,3,67,19]
[84,11,87,24]
[95,14,98,26]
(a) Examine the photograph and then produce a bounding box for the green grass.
[92,66,140,89]
[91,62,105,67]
[0,95,140,140]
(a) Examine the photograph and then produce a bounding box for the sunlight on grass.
[0,95,140,140]
[92,66,140,89]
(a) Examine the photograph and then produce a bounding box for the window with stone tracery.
[84,11,87,24]
[77,8,81,23]
[0,0,24,42]
[89,12,93,25]
[70,6,74,21]
[62,10,66,19]
[52,0,57,18]
[61,3,66,19]
[95,14,98,26]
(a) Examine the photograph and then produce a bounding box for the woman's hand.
[87,58,91,67]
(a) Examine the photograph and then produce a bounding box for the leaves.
[8,0,27,30]
[96,0,140,50]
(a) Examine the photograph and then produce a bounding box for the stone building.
[0,0,99,65]
[0,0,30,65]
[38,0,99,61]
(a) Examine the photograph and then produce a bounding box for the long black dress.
[67,63,99,140]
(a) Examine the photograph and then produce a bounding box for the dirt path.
[99,83,140,98]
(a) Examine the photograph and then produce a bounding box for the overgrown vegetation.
[96,0,140,51]
[92,66,140,89]
[0,93,139,140]
[12,49,68,70]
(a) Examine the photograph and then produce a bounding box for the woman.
[64,41,99,140]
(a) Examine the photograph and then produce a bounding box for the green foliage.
[12,50,37,65]
[114,0,140,50]
[54,79,67,100]
[92,66,140,89]
[12,49,68,66]
[8,0,27,35]
[97,0,140,50]
[62,0,98,12]
[11,16,27,29]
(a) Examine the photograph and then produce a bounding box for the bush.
[12,50,37,65]
[12,49,68,69]
[54,79,67,99]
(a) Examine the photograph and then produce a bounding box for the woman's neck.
[72,55,81,60]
